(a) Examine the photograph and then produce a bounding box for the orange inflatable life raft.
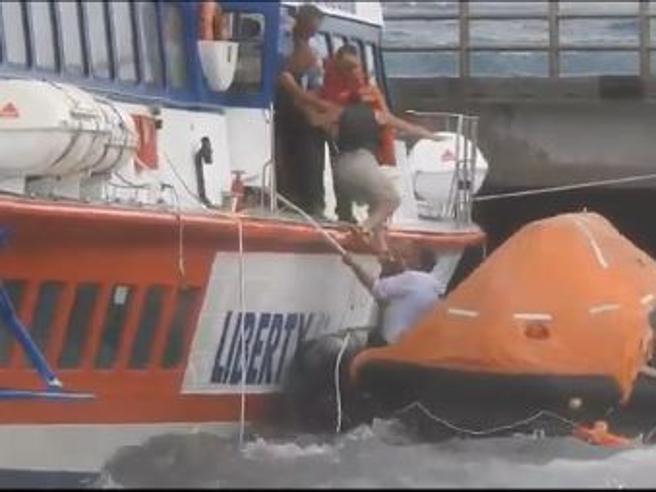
[349,212,656,428]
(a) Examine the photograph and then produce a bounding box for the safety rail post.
[468,116,479,224]
[267,103,277,213]
[548,0,560,79]
[459,0,470,78]
[453,114,464,223]
[640,0,651,78]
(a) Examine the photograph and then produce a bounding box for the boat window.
[135,0,163,86]
[84,2,112,79]
[364,43,379,85]
[56,1,85,75]
[314,33,330,64]
[225,11,266,94]
[330,35,347,54]
[162,3,187,89]
[29,1,57,70]
[129,285,165,369]
[161,287,199,369]
[110,1,138,83]
[30,282,64,354]
[0,280,25,367]
[1,1,28,66]
[349,39,363,59]
[95,285,134,369]
[58,283,100,369]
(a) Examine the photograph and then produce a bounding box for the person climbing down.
[308,100,443,252]
[342,247,444,347]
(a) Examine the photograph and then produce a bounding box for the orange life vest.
[573,421,631,448]
[321,59,396,166]
[198,1,226,41]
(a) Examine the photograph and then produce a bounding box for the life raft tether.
[387,401,635,448]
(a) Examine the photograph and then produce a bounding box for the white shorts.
[334,149,400,209]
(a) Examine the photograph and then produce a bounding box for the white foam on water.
[242,437,335,461]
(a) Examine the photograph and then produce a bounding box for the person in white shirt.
[342,248,444,346]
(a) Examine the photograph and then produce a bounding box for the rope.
[474,172,656,202]
[335,331,352,434]
[159,184,186,282]
[162,151,212,209]
[276,193,347,256]
[392,401,580,437]
[237,218,247,449]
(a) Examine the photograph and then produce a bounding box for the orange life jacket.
[572,421,631,448]
[321,59,396,166]
[198,1,226,41]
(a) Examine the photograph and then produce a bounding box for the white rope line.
[641,294,655,306]
[571,216,608,269]
[513,313,553,321]
[335,331,352,434]
[393,401,580,437]
[237,218,247,449]
[474,172,656,202]
[447,308,479,318]
[276,193,347,256]
[589,304,620,315]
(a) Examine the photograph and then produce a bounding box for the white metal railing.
[406,111,480,225]
[384,0,656,78]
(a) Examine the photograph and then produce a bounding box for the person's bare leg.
[361,196,399,235]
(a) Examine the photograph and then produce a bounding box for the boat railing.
[406,111,480,226]
[259,109,479,227]
[383,0,655,79]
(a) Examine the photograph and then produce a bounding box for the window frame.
[80,0,114,80]
[160,1,189,94]
[0,1,291,110]
[107,0,140,85]
[134,0,165,88]
[26,0,59,73]
[53,0,87,77]
[0,0,31,69]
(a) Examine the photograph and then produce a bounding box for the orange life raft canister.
[350,212,656,403]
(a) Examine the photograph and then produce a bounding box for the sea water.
[94,418,656,488]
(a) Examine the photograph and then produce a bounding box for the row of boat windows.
[0,280,199,371]
[0,1,180,87]
[0,1,382,96]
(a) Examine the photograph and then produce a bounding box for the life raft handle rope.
[391,401,636,448]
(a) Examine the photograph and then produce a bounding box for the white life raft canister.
[0,80,138,177]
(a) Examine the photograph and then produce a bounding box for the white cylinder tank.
[408,131,489,215]
[0,80,138,177]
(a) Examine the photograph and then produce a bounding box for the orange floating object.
[351,212,656,405]
[573,420,632,447]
